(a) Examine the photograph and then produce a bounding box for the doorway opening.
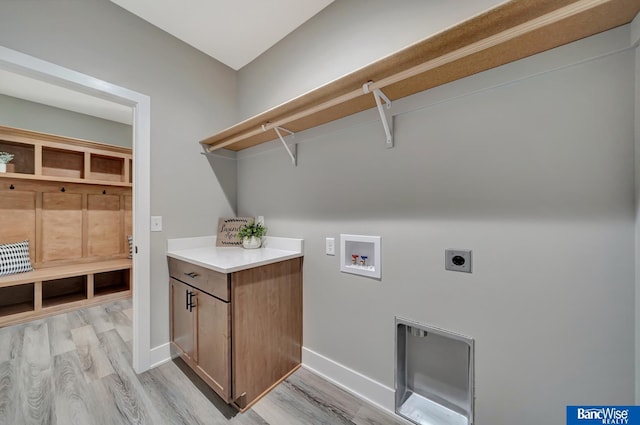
[0,45,151,373]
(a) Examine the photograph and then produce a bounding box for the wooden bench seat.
[0,258,132,287]
[0,258,132,327]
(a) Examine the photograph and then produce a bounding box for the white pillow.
[0,240,33,276]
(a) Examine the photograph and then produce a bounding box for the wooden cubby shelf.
[94,269,131,297]
[0,284,34,317]
[0,140,35,174]
[90,153,125,182]
[0,259,132,326]
[0,126,133,327]
[0,126,132,187]
[42,275,88,309]
[42,146,85,179]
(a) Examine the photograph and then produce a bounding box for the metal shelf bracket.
[363,82,393,148]
[264,124,297,166]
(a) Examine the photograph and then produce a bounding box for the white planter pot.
[0,163,5,173]
[242,236,262,249]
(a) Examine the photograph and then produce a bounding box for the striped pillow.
[0,240,33,276]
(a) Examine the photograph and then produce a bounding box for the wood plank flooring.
[0,299,407,425]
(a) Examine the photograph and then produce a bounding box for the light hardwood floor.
[0,299,407,425]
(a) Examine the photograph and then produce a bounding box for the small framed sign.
[216,217,253,247]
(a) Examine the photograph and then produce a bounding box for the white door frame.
[0,46,152,373]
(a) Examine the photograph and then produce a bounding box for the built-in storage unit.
[0,126,132,327]
[0,259,132,326]
[169,257,231,401]
[340,234,381,279]
[167,240,303,412]
[0,125,131,186]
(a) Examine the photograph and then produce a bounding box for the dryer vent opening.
[395,318,474,425]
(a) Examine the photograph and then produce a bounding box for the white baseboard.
[149,342,171,368]
[302,346,395,413]
[147,344,396,414]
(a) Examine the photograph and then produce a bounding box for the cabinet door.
[194,291,230,402]
[170,278,195,361]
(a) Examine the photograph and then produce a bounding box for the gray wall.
[1,1,636,423]
[237,0,504,120]
[0,94,132,147]
[0,0,238,347]
[237,23,635,425]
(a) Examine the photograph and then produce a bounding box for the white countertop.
[167,236,304,273]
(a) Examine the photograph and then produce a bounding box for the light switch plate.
[325,237,335,255]
[151,216,162,232]
[445,249,472,273]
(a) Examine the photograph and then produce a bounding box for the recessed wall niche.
[340,234,381,279]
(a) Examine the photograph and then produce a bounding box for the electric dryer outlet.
[445,249,472,273]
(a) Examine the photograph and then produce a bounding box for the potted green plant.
[237,221,267,249]
[0,152,14,173]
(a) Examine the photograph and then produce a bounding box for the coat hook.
[61,187,66,192]
[9,184,15,190]
[103,190,106,195]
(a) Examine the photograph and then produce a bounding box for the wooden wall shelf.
[200,0,640,153]
[0,126,132,187]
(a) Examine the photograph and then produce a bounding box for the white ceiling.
[1,0,505,126]
[109,0,335,71]
[0,0,334,124]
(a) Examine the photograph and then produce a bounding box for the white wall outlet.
[445,249,472,273]
[151,216,163,232]
[325,237,335,255]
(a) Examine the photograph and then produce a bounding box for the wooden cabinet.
[168,256,302,411]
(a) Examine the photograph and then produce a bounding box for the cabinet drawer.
[168,258,229,301]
